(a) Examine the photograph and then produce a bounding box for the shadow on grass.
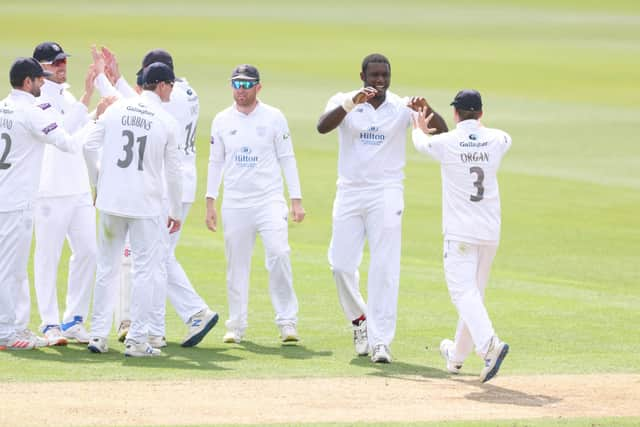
[349,355,449,380]
[235,340,334,360]
[5,341,243,371]
[461,379,562,407]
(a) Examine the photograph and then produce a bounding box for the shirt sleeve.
[27,105,81,153]
[498,130,512,156]
[325,92,346,113]
[411,128,446,162]
[205,118,225,200]
[82,119,106,187]
[164,118,183,219]
[115,76,138,99]
[94,73,122,98]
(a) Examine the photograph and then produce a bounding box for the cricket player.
[412,89,511,382]
[84,62,182,357]
[92,47,219,347]
[32,41,97,346]
[0,58,103,350]
[316,53,447,363]
[206,64,305,344]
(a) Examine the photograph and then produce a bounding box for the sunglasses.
[231,80,259,90]
[43,58,67,67]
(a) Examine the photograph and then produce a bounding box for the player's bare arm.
[412,107,437,135]
[205,197,218,232]
[79,64,97,108]
[316,87,377,134]
[407,96,448,134]
[290,199,305,223]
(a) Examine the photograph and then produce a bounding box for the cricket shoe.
[370,343,392,363]
[439,339,463,374]
[0,335,38,350]
[124,339,161,357]
[352,319,369,356]
[149,335,167,349]
[279,324,299,343]
[181,308,219,347]
[222,330,242,344]
[87,337,109,353]
[117,320,130,343]
[42,325,68,346]
[61,316,90,344]
[480,336,509,383]
[17,329,48,348]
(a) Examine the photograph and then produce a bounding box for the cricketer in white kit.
[316,53,448,363]
[92,47,218,347]
[206,64,305,344]
[84,62,182,357]
[32,41,97,346]
[412,89,511,383]
[0,58,101,350]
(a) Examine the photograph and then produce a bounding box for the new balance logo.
[191,319,202,327]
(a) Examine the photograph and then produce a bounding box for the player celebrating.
[84,62,182,357]
[412,89,511,382]
[206,64,305,344]
[316,53,447,363]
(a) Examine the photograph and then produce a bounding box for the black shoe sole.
[181,313,219,347]
[482,344,509,383]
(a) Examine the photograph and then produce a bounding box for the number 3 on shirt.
[469,166,484,202]
[117,130,147,171]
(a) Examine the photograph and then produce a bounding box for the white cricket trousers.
[0,209,33,340]
[222,201,298,334]
[148,202,207,336]
[328,187,403,347]
[90,212,166,342]
[34,193,96,328]
[443,240,498,361]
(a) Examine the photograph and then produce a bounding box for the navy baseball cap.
[230,64,260,81]
[10,57,53,86]
[137,49,174,75]
[142,62,175,85]
[33,42,70,64]
[450,89,483,112]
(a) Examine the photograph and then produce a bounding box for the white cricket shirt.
[207,101,301,209]
[325,90,412,190]
[412,119,512,243]
[84,91,182,219]
[0,89,83,212]
[36,79,91,198]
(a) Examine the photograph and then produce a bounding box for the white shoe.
[222,330,242,344]
[42,325,68,346]
[181,308,219,347]
[352,320,369,356]
[117,320,130,343]
[18,329,48,348]
[87,337,109,353]
[480,336,509,383]
[371,343,392,363]
[148,335,167,348]
[439,339,463,374]
[62,323,90,344]
[0,334,37,350]
[279,324,299,343]
[124,339,161,357]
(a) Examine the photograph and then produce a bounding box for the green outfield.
[0,0,638,426]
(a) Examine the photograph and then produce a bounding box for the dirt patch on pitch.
[1,374,639,426]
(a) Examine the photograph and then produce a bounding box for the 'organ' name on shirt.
[460,152,489,163]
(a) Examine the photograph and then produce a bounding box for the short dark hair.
[142,82,159,91]
[456,109,482,121]
[361,53,391,74]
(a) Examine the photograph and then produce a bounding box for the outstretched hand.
[412,107,437,135]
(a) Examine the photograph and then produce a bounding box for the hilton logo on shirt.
[234,146,258,168]
[359,126,385,146]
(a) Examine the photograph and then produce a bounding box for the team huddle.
[0,46,511,382]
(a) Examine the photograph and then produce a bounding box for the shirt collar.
[10,89,36,104]
[41,79,70,97]
[456,119,481,130]
[233,99,261,116]
[141,90,163,105]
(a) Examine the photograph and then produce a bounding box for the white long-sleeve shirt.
[207,101,302,209]
[94,74,199,203]
[0,90,85,212]
[84,91,182,219]
[412,119,512,243]
[36,79,92,198]
[324,90,412,191]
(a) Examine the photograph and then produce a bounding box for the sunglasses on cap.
[42,58,67,66]
[231,80,259,90]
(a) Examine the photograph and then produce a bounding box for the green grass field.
[1,0,639,425]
